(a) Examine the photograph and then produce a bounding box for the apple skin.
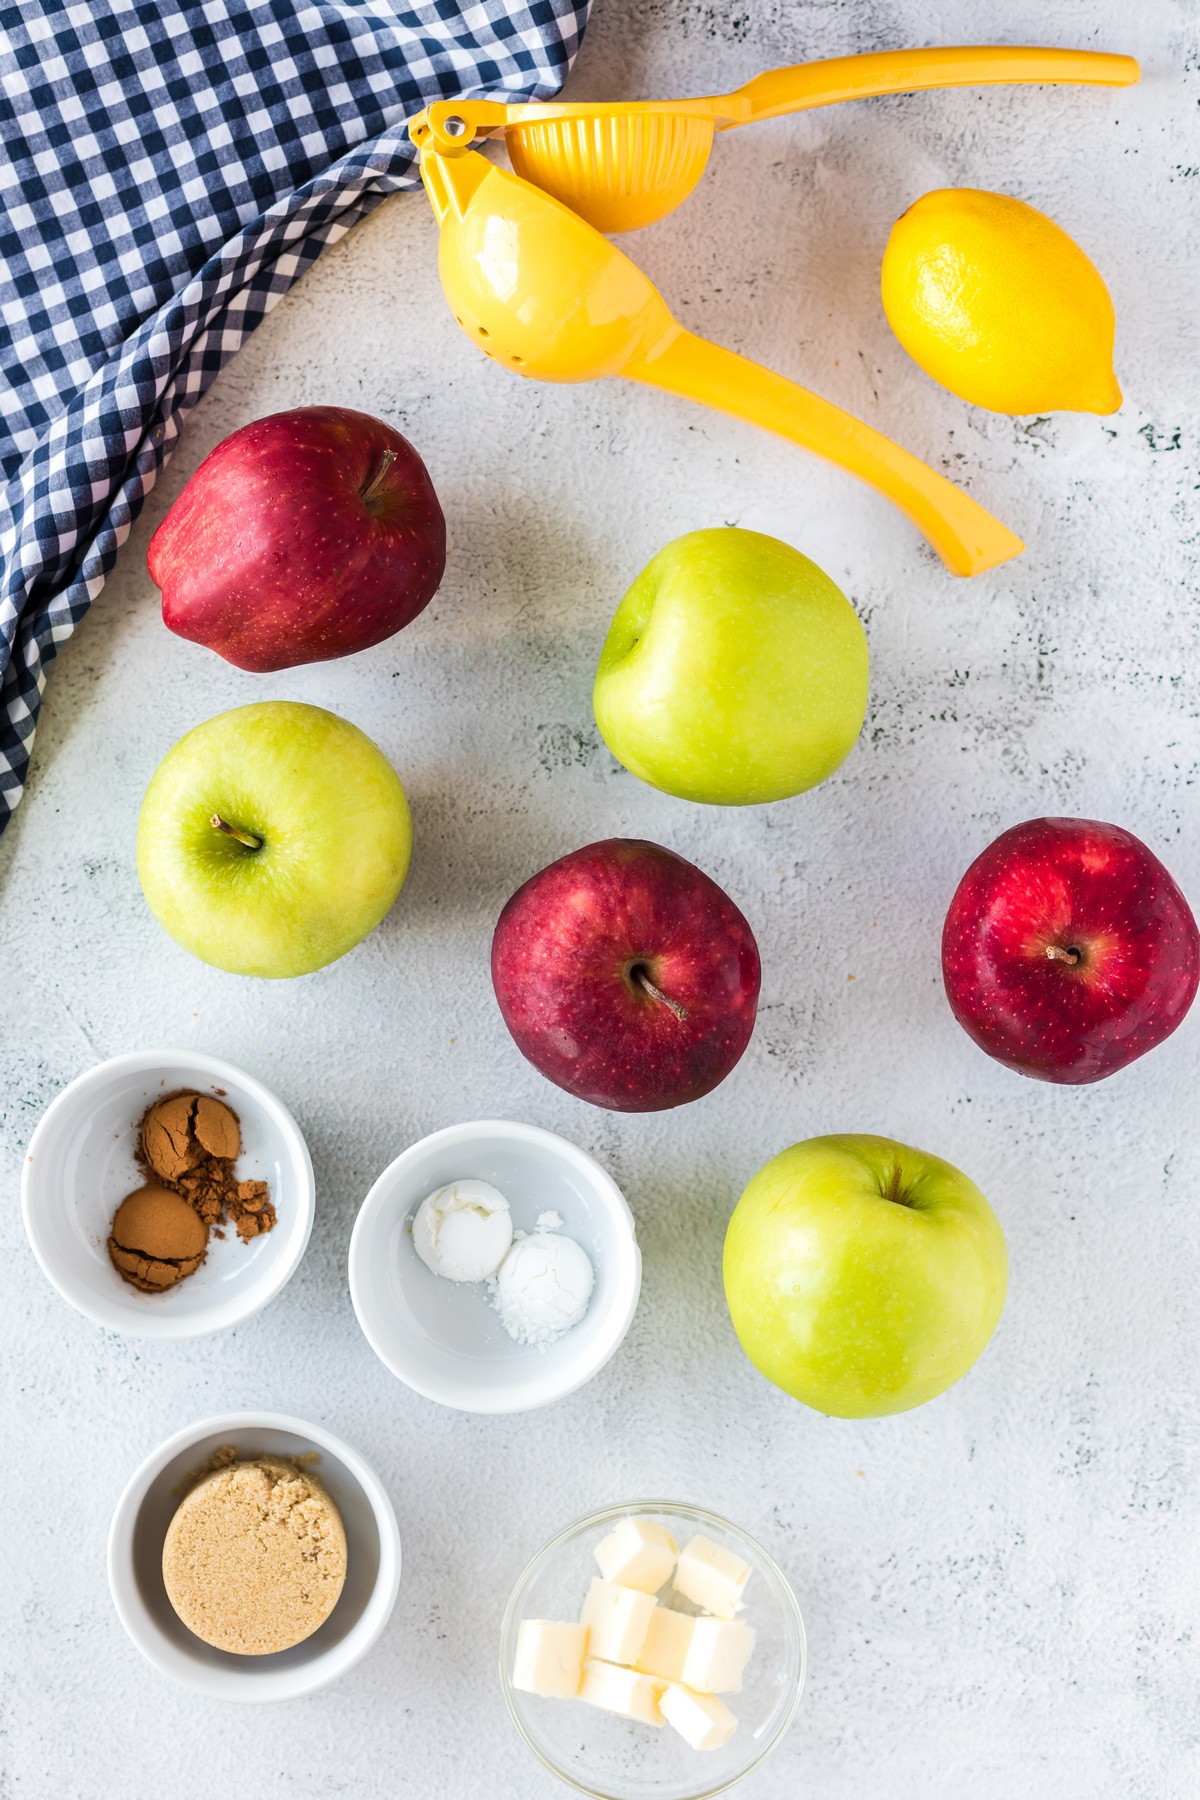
[592,528,868,805]
[137,701,412,978]
[723,1134,1007,1418]
[942,817,1200,1084]
[490,838,761,1111]
[148,406,446,672]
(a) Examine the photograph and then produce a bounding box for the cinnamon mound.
[108,1184,208,1291]
[140,1091,277,1240]
[107,1090,277,1294]
[141,1092,240,1179]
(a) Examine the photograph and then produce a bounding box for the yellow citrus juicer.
[409,44,1139,233]
[417,144,1023,576]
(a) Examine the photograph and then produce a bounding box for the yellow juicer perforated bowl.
[409,44,1138,233]
[417,146,1023,575]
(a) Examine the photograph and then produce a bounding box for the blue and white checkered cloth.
[0,0,589,832]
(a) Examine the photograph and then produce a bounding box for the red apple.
[942,817,1199,1084]
[491,839,761,1111]
[148,406,446,671]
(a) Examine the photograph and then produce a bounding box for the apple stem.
[210,813,262,852]
[360,448,397,507]
[882,1166,910,1206]
[631,965,688,1022]
[1045,945,1081,965]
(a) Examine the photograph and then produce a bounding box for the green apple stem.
[360,448,397,507]
[881,1166,911,1206]
[631,965,688,1022]
[1045,945,1081,965]
[210,813,262,852]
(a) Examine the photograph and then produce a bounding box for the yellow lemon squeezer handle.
[627,331,1024,577]
[410,46,1140,151]
[718,45,1140,126]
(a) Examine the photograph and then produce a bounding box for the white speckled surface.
[3,2,1199,1795]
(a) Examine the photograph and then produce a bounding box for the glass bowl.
[499,1502,805,1799]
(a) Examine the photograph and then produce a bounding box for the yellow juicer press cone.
[417,145,1024,576]
[410,45,1138,234]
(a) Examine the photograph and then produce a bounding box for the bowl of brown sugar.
[108,1411,401,1700]
[21,1050,314,1338]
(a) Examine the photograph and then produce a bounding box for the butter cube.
[594,1516,678,1594]
[512,1619,587,1699]
[660,1683,738,1751]
[681,1617,755,1694]
[580,1577,656,1665]
[672,1535,750,1619]
[635,1605,696,1682]
[579,1657,666,1727]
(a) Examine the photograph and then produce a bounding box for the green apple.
[723,1134,1007,1417]
[593,528,868,805]
[137,701,411,977]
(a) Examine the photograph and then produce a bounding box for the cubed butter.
[660,1683,738,1751]
[634,1604,696,1681]
[672,1535,750,1620]
[594,1516,678,1594]
[580,1577,656,1665]
[579,1658,666,1727]
[681,1617,756,1694]
[512,1619,587,1699]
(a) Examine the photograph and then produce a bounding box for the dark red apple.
[148,406,446,671]
[942,817,1199,1083]
[491,838,761,1111]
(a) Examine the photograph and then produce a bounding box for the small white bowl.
[108,1411,401,1701]
[348,1120,641,1414]
[21,1050,315,1339]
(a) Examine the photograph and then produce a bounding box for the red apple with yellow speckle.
[942,817,1199,1083]
[491,838,761,1111]
[149,406,445,671]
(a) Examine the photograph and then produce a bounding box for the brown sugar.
[162,1457,348,1655]
[107,1089,276,1294]
[107,1184,209,1291]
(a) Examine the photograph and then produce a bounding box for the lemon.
[881,188,1121,415]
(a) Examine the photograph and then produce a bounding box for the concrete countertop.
[2,2,1198,1795]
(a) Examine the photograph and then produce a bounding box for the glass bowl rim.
[498,1499,806,1800]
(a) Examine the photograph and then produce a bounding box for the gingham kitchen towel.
[0,0,589,832]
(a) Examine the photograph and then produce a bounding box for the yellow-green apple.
[592,528,868,805]
[491,838,761,1110]
[723,1134,1007,1417]
[137,702,411,977]
[942,816,1200,1083]
[148,406,446,671]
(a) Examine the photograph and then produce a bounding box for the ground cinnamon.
[108,1183,208,1291]
[107,1089,277,1292]
[140,1091,277,1241]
